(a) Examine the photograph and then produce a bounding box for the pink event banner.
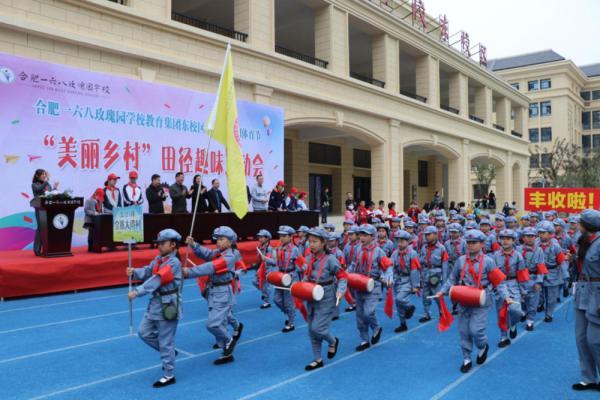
[0,52,283,251]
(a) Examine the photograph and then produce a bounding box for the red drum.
[267,271,292,287]
[291,282,324,301]
[346,273,375,293]
[449,285,486,307]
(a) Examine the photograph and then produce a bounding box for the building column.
[234,0,275,52]
[371,142,390,205]
[449,72,468,117]
[514,106,527,136]
[389,119,402,206]
[459,139,470,203]
[496,97,511,132]
[284,131,309,190]
[252,84,273,104]
[474,86,493,126]
[315,4,348,75]
[339,142,354,214]
[505,151,513,203]
[416,55,439,106]
[131,0,170,19]
[372,34,399,93]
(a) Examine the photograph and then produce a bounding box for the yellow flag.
[206,43,248,219]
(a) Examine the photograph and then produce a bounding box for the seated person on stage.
[297,191,309,211]
[268,180,286,211]
[123,171,143,206]
[286,187,299,211]
[146,174,168,214]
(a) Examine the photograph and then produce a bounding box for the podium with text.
[32,197,83,257]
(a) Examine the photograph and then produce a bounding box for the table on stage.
[89,211,319,252]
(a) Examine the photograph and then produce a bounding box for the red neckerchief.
[360,244,376,274]
[453,240,462,257]
[460,253,484,289]
[349,240,357,262]
[278,243,293,270]
[522,244,536,267]
[127,182,138,198]
[306,251,327,282]
[503,250,514,276]
[426,241,438,267]
[398,248,407,271]
[152,255,170,275]
[107,186,118,201]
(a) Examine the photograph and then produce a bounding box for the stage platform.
[0,242,264,299]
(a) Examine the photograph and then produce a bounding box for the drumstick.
[426,295,441,299]
[271,285,292,292]
[186,258,197,267]
[257,247,264,258]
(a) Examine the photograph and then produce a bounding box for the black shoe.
[526,323,534,332]
[509,326,517,339]
[557,297,561,303]
[213,355,234,365]
[563,287,570,298]
[260,303,271,309]
[153,376,176,388]
[371,327,382,345]
[394,323,408,333]
[305,360,324,371]
[572,382,599,391]
[223,339,236,357]
[212,343,220,349]
[327,337,339,359]
[537,304,544,312]
[233,323,244,341]
[452,304,458,315]
[544,316,553,323]
[405,305,416,320]
[345,305,356,312]
[498,338,511,348]
[419,315,432,323]
[332,316,340,321]
[355,342,370,352]
[175,349,179,356]
[460,361,472,373]
[520,315,526,323]
[476,344,489,365]
[282,324,295,333]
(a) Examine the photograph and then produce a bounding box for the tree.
[472,163,496,197]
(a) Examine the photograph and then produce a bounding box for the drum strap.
[306,252,327,282]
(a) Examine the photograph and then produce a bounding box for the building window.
[511,82,520,90]
[540,101,551,116]
[540,127,552,142]
[529,103,539,117]
[530,155,540,168]
[593,90,600,101]
[583,111,591,130]
[540,79,551,90]
[528,80,539,91]
[581,91,591,101]
[511,110,515,120]
[308,143,341,165]
[583,135,591,152]
[541,153,552,168]
[107,0,127,4]
[594,134,600,149]
[353,149,371,168]
[529,128,540,142]
[594,111,600,130]
[418,160,428,187]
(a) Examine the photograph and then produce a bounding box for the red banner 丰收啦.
[524,188,600,213]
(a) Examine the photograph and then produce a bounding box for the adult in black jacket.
[206,178,230,213]
[268,180,286,211]
[146,174,168,214]
[190,174,209,213]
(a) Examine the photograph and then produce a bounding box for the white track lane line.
[429,298,572,400]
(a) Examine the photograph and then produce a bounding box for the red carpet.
[0,242,266,299]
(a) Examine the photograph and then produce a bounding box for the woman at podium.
[31,169,59,255]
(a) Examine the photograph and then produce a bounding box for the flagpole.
[184,43,231,270]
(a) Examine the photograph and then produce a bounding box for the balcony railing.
[511,130,523,138]
[171,12,248,42]
[440,104,459,114]
[399,89,427,103]
[350,72,385,88]
[469,114,484,124]
[275,45,328,69]
[493,123,505,131]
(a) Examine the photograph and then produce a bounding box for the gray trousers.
[575,308,600,384]
[523,281,541,323]
[273,275,297,324]
[138,316,178,376]
[544,285,560,317]
[207,297,233,348]
[422,281,442,317]
[252,272,271,303]
[355,283,382,342]
[393,279,413,324]
[495,280,524,338]
[307,286,336,360]
[458,304,490,361]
